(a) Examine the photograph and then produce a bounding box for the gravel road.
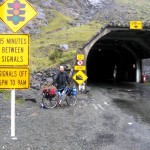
[0,83,150,150]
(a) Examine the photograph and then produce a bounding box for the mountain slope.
[30,14,103,71]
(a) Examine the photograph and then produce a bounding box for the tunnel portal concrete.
[78,26,150,83]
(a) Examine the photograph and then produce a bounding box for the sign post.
[73,54,88,92]
[0,0,37,138]
[11,89,15,138]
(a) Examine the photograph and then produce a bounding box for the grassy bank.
[30,10,103,71]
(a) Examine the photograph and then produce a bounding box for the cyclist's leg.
[56,89,63,106]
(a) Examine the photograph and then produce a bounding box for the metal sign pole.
[11,89,15,138]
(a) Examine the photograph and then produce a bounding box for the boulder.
[59,44,69,51]
[31,83,41,90]
[46,78,53,85]
[36,72,43,76]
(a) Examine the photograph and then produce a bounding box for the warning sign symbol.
[76,75,83,80]
[72,71,88,85]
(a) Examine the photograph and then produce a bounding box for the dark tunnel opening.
[87,30,150,83]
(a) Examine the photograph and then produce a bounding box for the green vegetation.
[2,91,10,101]
[115,0,150,15]
[113,0,150,26]
[30,10,103,71]
[43,10,72,32]
[15,98,25,105]
[0,89,6,93]
[30,0,150,72]
[1,90,25,105]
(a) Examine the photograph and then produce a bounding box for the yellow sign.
[0,67,29,89]
[0,34,29,66]
[0,0,38,32]
[74,66,86,71]
[72,71,88,85]
[77,54,84,60]
[130,21,142,30]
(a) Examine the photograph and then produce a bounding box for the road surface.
[0,82,150,150]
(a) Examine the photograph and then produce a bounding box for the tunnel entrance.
[86,28,150,83]
[87,45,136,82]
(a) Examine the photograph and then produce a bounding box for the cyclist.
[54,65,70,105]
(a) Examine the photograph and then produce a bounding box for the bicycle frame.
[56,86,69,100]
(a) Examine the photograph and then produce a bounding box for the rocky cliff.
[1,0,150,33]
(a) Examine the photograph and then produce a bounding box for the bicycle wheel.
[66,95,77,106]
[42,94,57,109]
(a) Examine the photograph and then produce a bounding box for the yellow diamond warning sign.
[0,34,29,66]
[0,67,30,89]
[0,0,38,32]
[130,21,142,30]
[72,71,88,85]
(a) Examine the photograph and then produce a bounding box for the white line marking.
[98,104,104,110]
[11,137,17,140]
[92,104,98,110]
[104,102,109,106]
[128,122,133,125]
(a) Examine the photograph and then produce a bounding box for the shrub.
[49,50,63,62]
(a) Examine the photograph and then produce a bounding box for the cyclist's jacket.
[55,72,69,89]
